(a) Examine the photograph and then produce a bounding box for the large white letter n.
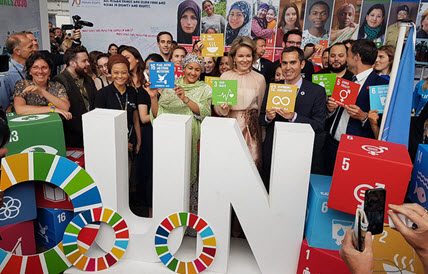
[198,117,314,274]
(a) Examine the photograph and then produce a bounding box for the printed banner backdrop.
[384,0,419,46]
[0,0,42,52]
[70,1,177,56]
[329,0,362,46]
[72,0,427,62]
[302,0,335,48]
[357,0,391,43]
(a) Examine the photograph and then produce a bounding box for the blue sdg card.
[369,85,389,113]
[149,62,175,89]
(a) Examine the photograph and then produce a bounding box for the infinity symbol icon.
[272,96,290,106]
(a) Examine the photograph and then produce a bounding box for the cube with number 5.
[327,135,413,217]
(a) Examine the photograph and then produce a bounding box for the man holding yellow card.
[260,47,327,186]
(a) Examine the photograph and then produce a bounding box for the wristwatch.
[361,113,368,123]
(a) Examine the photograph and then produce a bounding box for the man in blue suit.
[323,39,389,174]
[260,47,327,187]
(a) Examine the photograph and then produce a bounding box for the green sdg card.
[312,73,336,96]
[212,79,238,105]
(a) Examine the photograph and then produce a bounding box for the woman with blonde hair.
[214,36,265,170]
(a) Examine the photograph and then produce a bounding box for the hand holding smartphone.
[353,208,368,251]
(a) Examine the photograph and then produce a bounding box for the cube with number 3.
[327,135,413,217]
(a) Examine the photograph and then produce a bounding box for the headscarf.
[177,0,201,45]
[181,52,205,69]
[253,2,269,30]
[225,1,251,46]
[258,3,269,11]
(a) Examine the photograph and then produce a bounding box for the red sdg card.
[331,77,360,107]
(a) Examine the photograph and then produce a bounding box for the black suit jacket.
[327,71,389,139]
[254,58,274,84]
[260,79,327,184]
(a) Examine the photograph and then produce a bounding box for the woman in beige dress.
[214,36,266,170]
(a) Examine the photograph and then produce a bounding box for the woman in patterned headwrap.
[329,3,358,45]
[177,0,201,45]
[358,4,386,42]
[225,1,252,46]
[251,2,276,39]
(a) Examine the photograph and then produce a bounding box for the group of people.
[2,17,428,267]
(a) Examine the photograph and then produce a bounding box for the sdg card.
[202,34,224,57]
[150,62,175,89]
[369,85,389,113]
[266,83,298,112]
[205,76,220,87]
[313,73,337,96]
[312,40,329,65]
[174,66,184,81]
[331,78,360,107]
[212,79,237,105]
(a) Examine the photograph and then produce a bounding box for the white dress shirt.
[331,68,372,141]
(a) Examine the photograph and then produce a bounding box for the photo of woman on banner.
[276,2,303,47]
[201,0,226,34]
[302,0,333,48]
[251,2,276,40]
[358,3,387,42]
[385,2,418,46]
[177,0,201,45]
[266,6,278,46]
[225,0,252,46]
[329,2,360,45]
[417,6,428,38]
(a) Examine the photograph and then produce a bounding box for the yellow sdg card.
[205,76,220,87]
[266,83,298,112]
[201,33,224,57]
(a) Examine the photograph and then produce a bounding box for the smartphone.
[364,188,386,235]
[353,208,368,252]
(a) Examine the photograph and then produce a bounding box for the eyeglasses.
[31,66,49,71]
[286,41,302,46]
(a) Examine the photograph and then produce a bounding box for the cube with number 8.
[327,135,413,217]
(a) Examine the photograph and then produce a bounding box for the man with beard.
[53,46,96,148]
[315,42,354,80]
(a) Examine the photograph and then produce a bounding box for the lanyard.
[10,61,24,80]
[115,92,128,110]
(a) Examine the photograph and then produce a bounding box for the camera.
[62,15,93,30]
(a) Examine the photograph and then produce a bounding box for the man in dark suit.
[260,47,327,187]
[323,39,389,174]
[253,37,274,83]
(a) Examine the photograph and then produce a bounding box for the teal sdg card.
[369,85,389,113]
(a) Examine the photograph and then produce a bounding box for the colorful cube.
[0,183,36,227]
[407,144,428,208]
[35,183,73,210]
[66,148,85,168]
[328,135,413,216]
[34,207,74,249]
[0,220,36,255]
[297,238,350,273]
[372,225,424,273]
[305,174,355,250]
[6,112,66,157]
